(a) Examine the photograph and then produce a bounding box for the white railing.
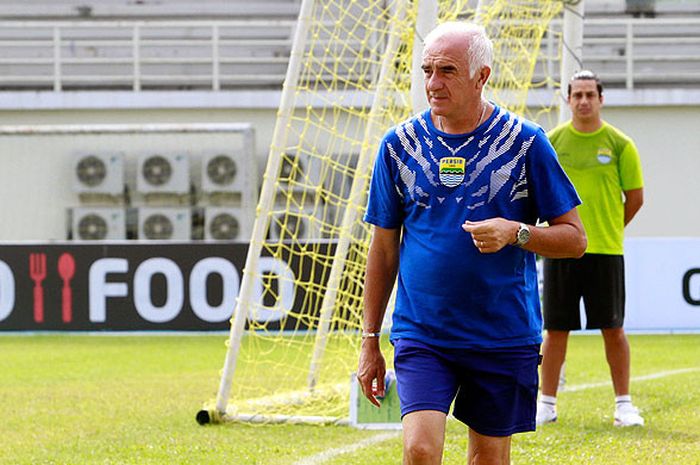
[541,17,700,89]
[0,20,296,91]
[0,17,699,91]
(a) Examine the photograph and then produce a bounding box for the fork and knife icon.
[29,252,76,324]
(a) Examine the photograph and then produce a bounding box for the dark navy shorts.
[393,338,540,437]
[543,254,625,330]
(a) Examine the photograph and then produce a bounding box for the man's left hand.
[462,218,517,253]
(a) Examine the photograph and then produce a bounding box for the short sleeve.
[527,128,582,223]
[619,140,644,191]
[363,137,404,229]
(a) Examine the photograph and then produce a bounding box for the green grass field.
[0,333,698,464]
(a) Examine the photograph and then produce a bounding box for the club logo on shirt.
[597,147,612,164]
[439,157,465,187]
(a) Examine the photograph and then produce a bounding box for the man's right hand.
[356,338,386,408]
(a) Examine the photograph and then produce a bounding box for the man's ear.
[477,66,491,89]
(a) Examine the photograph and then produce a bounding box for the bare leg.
[467,428,511,465]
[402,410,447,465]
[601,327,631,396]
[558,361,567,390]
[540,330,570,397]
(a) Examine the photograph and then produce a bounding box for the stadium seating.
[0,0,698,90]
[0,0,300,20]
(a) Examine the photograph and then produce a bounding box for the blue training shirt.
[364,105,581,349]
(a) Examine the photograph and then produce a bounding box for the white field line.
[563,367,700,392]
[291,367,699,465]
[291,431,400,465]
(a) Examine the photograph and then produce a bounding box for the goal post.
[559,0,585,123]
[199,0,568,426]
[210,0,318,418]
[411,0,438,113]
[306,4,409,392]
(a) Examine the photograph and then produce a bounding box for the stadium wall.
[0,93,698,333]
[1,238,697,332]
[0,91,698,241]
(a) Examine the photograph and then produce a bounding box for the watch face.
[518,225,531,245]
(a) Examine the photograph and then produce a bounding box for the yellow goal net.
[199,0,565,425]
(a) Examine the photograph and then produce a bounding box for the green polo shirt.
[547,121,644,255]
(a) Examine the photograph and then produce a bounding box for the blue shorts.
[393,338,541,437]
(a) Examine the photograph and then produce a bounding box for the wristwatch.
[514,222,531,247]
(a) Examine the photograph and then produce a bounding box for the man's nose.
[426,73,441,90]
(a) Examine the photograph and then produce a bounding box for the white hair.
[423,21,493,79]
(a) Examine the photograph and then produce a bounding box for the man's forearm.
[521,209,587,259]
[624,188,644,226]
[523,222,587,258]
[362,228,400,332]
[363,256,398,332]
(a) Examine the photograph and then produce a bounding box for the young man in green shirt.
[537,70,645,427]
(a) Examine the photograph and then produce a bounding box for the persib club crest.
[597,147,612,164]
[439,157,465,187]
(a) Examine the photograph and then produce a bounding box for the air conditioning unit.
[278,153,322,192]
[72,152,125,195]
[71,207,126,240]
[137,207,191,241]
[268,207,322,241]
[136,153,190,194]
[201,152,248,194]
[204,206,251,241]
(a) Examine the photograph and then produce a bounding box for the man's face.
[568,79,603,122]
[421,36,485,119]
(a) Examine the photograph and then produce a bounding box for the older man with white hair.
[357,21,587,464]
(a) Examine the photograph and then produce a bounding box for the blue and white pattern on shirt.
[364,105,581,349]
